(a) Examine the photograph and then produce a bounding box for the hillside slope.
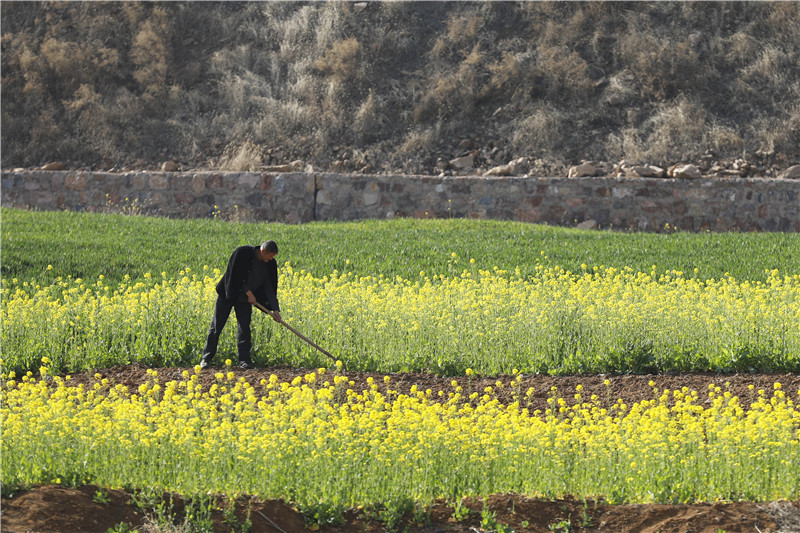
[2,1,799,177]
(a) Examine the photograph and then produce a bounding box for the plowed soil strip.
[62,364,800,411]
[3,484,798,533]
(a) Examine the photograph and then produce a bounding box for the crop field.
[2,208,800,532]
[3,259,800,377]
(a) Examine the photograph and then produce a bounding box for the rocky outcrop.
[449,154,474,170]
[620,164,665,178]
[668,164,701,179]
[23,143,798,183]
[485,157,528,176]
[568,161,603,178]
[262,160,305,173]
[780,165,800,179]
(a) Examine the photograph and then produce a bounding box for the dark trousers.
[201,295,253,364]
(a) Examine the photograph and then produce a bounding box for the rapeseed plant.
[2,368,798,506]
[2,264,798,375]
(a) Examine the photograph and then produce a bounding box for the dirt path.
[3,484,798,533]
[64,364,800,412]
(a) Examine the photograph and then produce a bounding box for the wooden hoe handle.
[253,302,338,363]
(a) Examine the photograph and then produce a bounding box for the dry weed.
[314,37,361,82]
[3,2,800,170]
[217,141,263,172]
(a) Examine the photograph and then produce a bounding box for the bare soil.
[3,484,798,533]
[4,366,800,533]
[66,364,800,412]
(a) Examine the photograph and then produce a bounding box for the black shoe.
[199,360,212,370]
[239,361,253,370]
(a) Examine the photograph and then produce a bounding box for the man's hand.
[271,311,282,323]
[246,291,256,304]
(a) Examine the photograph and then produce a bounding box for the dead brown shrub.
[487,51,520,95]
[2,2,800,171]
[216,141,263,172]
[130,8,171,100]
[510,106,569,156]
[431,12,481,58]
[414,44,488,123]
[622,97,709,165]
[353,90,386,145]
[537,44,594,101]
[314,37,361,82]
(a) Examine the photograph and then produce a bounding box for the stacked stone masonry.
[2,170,798,232]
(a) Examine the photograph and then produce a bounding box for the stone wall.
[3,170,799,232]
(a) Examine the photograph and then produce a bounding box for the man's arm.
[267,260,281,322]
[267,259,280,311]
[254,259,280,311]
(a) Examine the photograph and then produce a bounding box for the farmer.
[200,241,282,370]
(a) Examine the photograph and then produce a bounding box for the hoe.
[253,302,338,365]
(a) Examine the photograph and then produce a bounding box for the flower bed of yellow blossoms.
[2,261,799,376]
[2,365,799,506]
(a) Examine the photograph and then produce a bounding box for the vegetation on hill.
[2,2,799,176]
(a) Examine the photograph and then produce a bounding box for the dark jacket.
[215,245,280,311]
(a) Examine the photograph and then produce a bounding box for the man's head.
[259,240,278,262]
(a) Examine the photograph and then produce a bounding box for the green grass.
[3,208,799,284]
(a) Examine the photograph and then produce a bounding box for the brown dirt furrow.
[61,364,800,412]
[3,485,798,533]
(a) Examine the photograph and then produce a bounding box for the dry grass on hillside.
[2,2,799,175]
